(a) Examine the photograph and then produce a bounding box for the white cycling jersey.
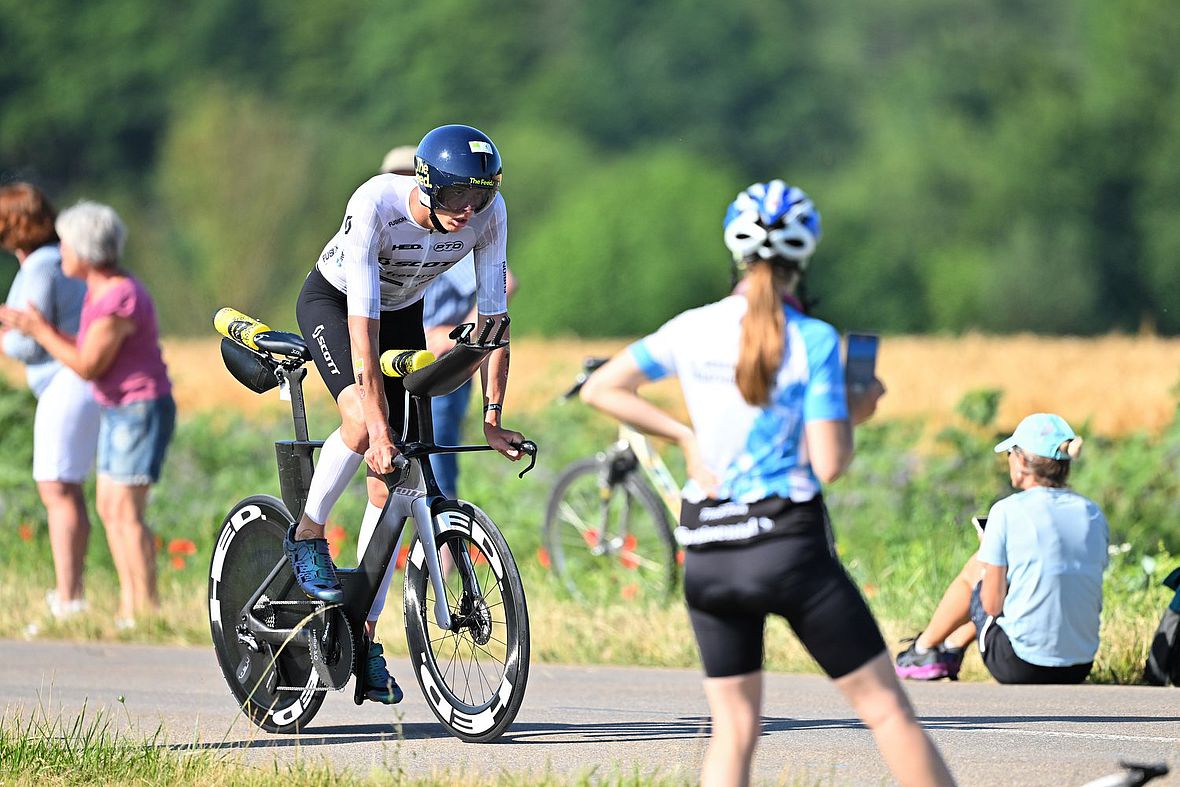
[314,174,508,319]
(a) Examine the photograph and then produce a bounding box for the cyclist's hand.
[680,434,720,497]
[484,422,525,461]
[364,428,402,474]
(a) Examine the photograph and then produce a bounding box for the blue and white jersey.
[314,174,507,319]
[628,296,848,503]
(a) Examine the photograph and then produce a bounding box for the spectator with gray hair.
[0,183,100,626]
[1,200,175,629]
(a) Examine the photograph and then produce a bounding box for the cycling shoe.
[364,642,404,704]
[283,525,343,603]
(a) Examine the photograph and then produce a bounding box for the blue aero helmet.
[414,124,502,225]
[723,180,822,272]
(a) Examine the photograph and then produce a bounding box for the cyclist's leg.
[358,302,424,701]
[294,269,366,540]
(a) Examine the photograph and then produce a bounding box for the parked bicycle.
[541,357,683,603]
[207,310,536,742]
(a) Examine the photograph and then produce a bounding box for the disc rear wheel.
[209,495,330,734]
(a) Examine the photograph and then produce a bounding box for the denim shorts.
[98,394,177,485]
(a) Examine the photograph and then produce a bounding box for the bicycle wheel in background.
[541,455,678,604]
[208,495,328,734]
[403,501,530,743]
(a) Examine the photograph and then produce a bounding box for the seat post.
[281,366,310,442]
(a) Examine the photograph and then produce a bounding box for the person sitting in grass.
[896,413,1109,684]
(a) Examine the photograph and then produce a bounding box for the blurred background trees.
[1,0,1177,336]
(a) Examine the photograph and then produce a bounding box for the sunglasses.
[435,184,497,214]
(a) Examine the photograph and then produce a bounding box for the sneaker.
[283,526,344,603]
[895,636,952,680]
[45,590,88,620]
[364,642,404,704]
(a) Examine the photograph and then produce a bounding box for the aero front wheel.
[208,495,326,734]
[542,456,677,603]
[404,500,530,743]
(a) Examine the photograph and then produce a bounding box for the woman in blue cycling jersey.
[581,181,955,787]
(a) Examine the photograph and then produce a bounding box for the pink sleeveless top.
[78,275,172,407]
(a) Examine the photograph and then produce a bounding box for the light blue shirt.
[978,486,1109,666]
[629,297,847,503]
[3,245,86,397]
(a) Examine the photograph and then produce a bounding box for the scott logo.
[434,241,464,252]
[312,324,340,376]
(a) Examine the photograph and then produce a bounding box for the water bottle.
[213,307,271,351]
[379,349,435,377]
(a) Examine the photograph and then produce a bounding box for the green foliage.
[2,0,1179,336]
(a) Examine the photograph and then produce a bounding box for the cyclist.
[580,181,955,786]
[288,124,524,705]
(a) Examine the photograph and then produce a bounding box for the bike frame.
[617,423,682,520]
[239,358,504,703]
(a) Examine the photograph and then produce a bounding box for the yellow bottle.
[213,307,271,351]
[380,349,435,377]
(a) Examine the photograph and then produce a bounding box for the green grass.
[0,702,693,786]
[0,377,1176,683]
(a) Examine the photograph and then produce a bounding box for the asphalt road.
[1,639,1177,785]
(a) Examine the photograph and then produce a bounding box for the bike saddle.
[253,330,311,362]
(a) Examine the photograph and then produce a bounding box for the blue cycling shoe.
[364,642,404,704]
[283,525,343,604]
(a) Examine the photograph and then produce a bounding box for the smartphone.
[844,333,879,391]
[971,516,988,538]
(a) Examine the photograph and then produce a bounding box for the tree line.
[1,0,1177,336]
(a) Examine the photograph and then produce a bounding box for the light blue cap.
[994,413,1077,460]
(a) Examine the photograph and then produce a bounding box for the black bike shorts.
[295,267,426,438]
[683,496,886,679]
[969,583,1093,684]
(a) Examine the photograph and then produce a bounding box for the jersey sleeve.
[801,320,849,422]
[2,266,53,364]
[338,187,384,320]
[627,312,688,382]
[978,499,1009,566]
[473,197,508,315]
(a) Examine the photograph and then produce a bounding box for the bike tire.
[403,501,530,743]
[542,456,678,603]
[208,495,326,734]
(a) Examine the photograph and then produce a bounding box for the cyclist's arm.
[477,311,524,460]
[579,351,716,492]
[348,314,396,468]
[980,562,1007,616]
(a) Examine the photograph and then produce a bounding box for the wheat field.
[4,333,1180,436]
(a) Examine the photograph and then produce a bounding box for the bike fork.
[410,495,454,630]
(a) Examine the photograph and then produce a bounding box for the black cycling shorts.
[969,583,1093,684]
[683,496,886,679]
[295,267,426,438]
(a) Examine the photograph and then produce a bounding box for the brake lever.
[513,440,538,478]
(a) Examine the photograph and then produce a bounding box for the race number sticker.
[469,141,493,154]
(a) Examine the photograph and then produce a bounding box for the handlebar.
[513,440,538,478]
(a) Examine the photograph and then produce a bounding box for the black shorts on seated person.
[296,267,426,440]
[969,582,1092,685]
[682,495,886,679]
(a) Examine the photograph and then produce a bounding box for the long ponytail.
[736,261,785,406]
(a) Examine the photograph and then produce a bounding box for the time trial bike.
[207,310,536,743]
